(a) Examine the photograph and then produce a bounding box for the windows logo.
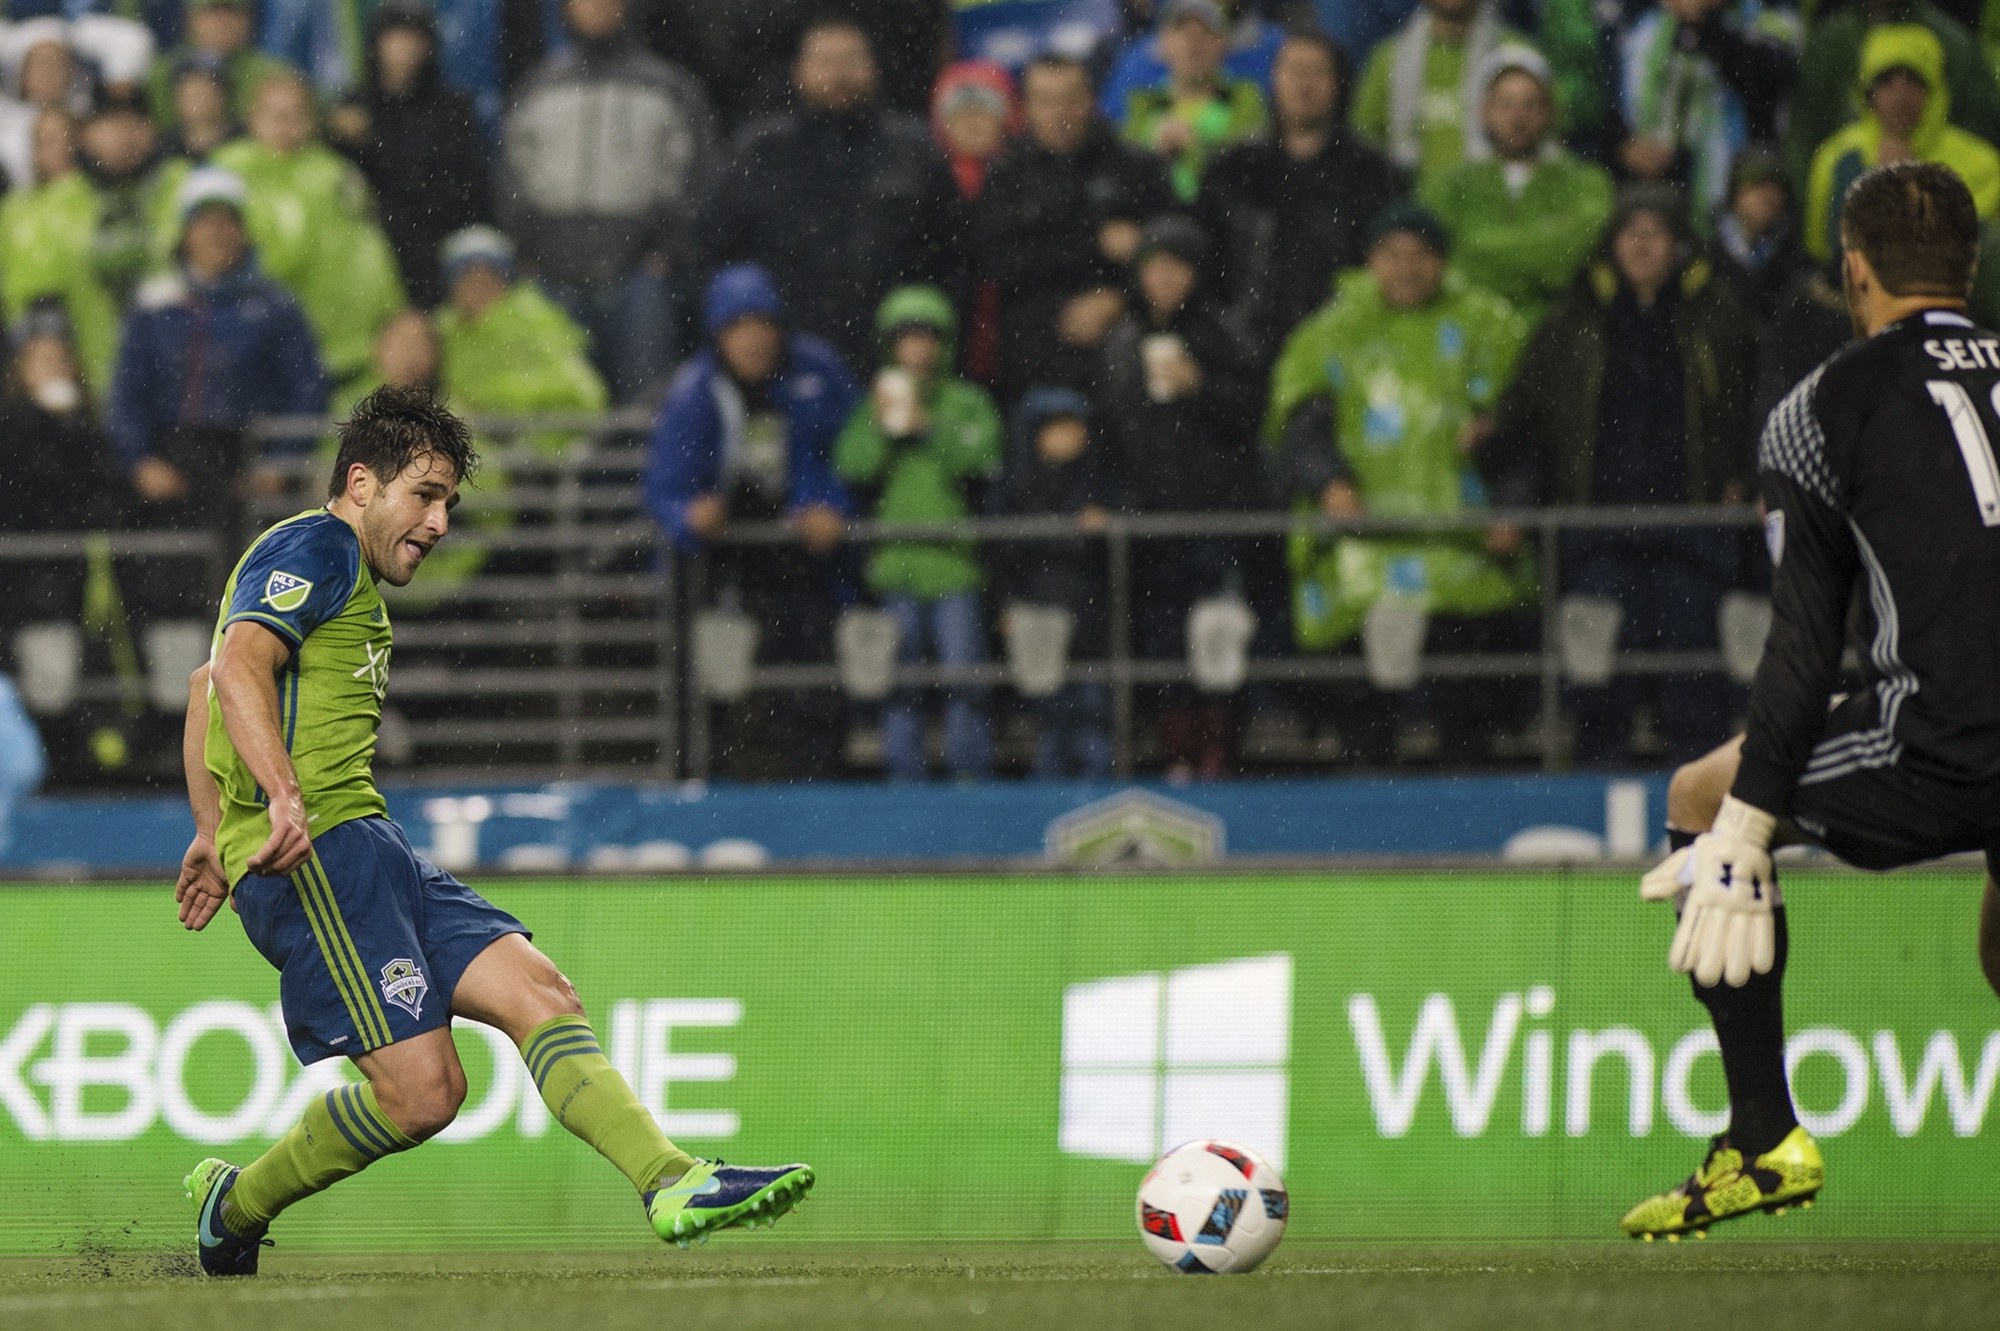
[1058,954,1292,1171]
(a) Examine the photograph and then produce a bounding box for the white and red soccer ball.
[1135,1139,1288,1274]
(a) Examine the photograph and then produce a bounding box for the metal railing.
[0,413,1754,782]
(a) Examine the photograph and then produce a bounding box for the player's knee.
[541,967,585,1020]
[379,1065,467,1142]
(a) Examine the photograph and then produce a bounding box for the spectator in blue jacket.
[109,166,327,537]
[645,263,859,778]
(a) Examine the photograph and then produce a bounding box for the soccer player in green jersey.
[175,386,813,1275]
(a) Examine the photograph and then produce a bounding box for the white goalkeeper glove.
[1638,795,1781,988]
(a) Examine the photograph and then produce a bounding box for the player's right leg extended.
[452,933,815,1247]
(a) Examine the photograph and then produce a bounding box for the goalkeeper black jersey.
[1734,308,2000,815]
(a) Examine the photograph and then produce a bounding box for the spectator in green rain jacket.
[209,71,406,390]
[0,111,121,399]
[435,226,609,445]
[1421,44,1612,329]
[834,283,1004,781]
[1266,202,1533,761]
[1268,201,1532,649]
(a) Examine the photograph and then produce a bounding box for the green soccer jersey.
[206,509,391,885]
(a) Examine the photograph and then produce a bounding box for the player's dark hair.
[1839,161,1979,297]
[326,384,478,500]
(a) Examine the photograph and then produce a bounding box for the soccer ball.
[1135,1139,1288,1274]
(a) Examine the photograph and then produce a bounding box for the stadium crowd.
[0,0,1989,783]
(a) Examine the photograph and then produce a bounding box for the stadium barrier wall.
[1,774,1672,871]
[3,868,1996,1254]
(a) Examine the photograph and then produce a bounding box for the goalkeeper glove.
[1639,795,1781,988]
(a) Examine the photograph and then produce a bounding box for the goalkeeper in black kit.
[1621,162,2000,1240]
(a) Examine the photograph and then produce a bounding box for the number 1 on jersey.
[1926,380,2000,526]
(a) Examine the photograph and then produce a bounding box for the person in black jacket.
[328,0,491,309]
[1100,215,1266,779]
[977,52,1176,403]
[0,303,128,632]
[1197,28,1405,357]
[700,17,964,370]
[992,385,1121,778]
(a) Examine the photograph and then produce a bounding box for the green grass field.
[4,1242,1998,1330]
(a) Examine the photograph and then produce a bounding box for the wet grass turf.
[2,1243,1997,1330]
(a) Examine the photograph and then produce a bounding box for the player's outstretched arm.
[212,621,313,879]
[177,663,232,931]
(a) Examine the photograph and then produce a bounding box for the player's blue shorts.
[234,815,528,1064]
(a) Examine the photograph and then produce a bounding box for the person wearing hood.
[931,59,1018,388]
[978,51,1175,401]
[644,265,857,778]
[700,17,965,371]
[1100,215,1263,779]
[327,0,489,308]
[1787,0,2000,189]
[209,71,408,391]
[1805,23,2000,263]
[992,385,1120,779]
[1198,28,1406,359]
[108,167,327,536]
[932,59,1017,201]
[504,0,714,404]
[1421,44,1613,329]
[1488,186,1757,764]
[1267,202,1532,763]
[833,285,1003,781]
[145,0,298,131]
[0,111,122,397]
[435,225,608,439]
[1349,0,1535,193]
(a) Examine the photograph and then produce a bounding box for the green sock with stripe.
[224,1082,418,1233]
[524,1015,696,1193]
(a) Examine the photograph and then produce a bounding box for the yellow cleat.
[1621,1127,1823,1239]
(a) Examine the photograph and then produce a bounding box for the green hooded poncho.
[208,137,407,386]
[0,171,121,395]
[438,281,609,452]
[1805,23,2000,260]
[1266,266,1535,649]
[833,284,1004,601]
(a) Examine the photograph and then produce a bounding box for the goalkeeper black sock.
[1691,904,1799,1157]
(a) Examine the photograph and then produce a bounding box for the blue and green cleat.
[184,1158,270,1276]
[644,1159,815,1248]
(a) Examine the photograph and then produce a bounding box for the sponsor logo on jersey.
[261,571,313,613]
[379,958,428,1019]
